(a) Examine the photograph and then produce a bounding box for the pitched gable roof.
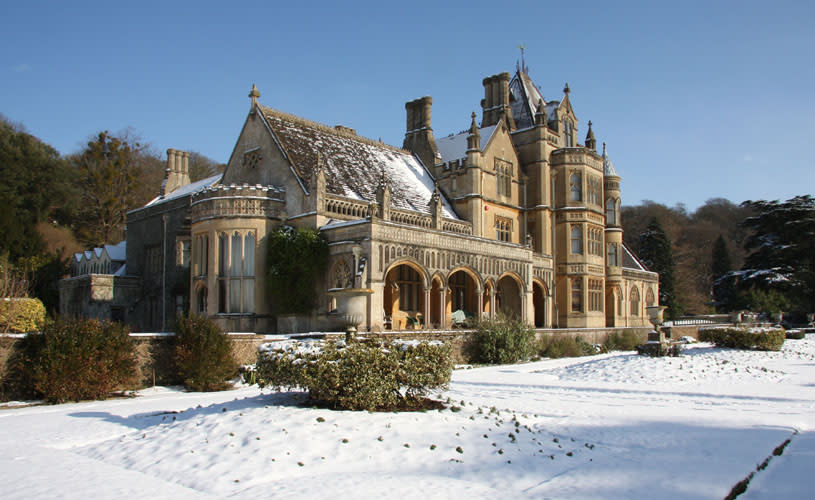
[259,106,457,218]
[435,124,498,164]
[509,71,546,130]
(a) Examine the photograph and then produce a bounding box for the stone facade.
[60,66,658,333]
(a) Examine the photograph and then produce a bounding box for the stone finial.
[467,112,481,152]
[563,82,570,95]
[249,83,260,107]
[585,120,596,151]
[535,99,547,127]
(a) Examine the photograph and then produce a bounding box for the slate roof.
[603,148,618,177]
[435,125,498,164]
[144,174,222,207]
[509,71,546,130]
[259,106,457,218]
[622,244,650,272]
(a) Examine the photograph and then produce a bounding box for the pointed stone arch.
[532,279,548,328]
[497,272,524,320]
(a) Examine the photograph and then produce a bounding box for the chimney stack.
[402,96,440,168]
[480,72,516,130]
[160,148,192,198]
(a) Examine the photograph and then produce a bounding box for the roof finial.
[563,82,570,95]
[602,141,607,156]
[249,83,260,108]
[585,121,596,152]
[518,43,527,73]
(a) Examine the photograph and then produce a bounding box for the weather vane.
[517,43,528,74]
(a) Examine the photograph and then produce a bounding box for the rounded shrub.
[603,329,642,352]
[256,339,452,411]
[174,314,238,391]
[472,316,535,364]
[16,319,138,403]
[0,297,46,333]
[541,334,596,359]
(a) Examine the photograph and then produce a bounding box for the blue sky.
[2,0,812,210]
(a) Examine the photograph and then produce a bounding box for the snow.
[2,336,814,499]
[144,173,222,207]
[435,125,497,163]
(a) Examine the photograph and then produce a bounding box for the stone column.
[423,286,431,329]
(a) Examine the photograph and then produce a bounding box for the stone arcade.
[60,66,659,333]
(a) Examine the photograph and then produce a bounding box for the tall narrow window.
[571,277,583,312]
[589,227,603,256]
[397,266,421,312]
[570,225,583,254]
[495,158,512,197]
[589,279,603,312]
[218,233,228,313]
[496,216,512,242]
[569,173,582,201]
[646,287,655,307]
[607,243,619,267]
[243,233,255,313]
[606,198,617,226]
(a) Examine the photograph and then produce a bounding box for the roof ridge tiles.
[258,105,410,155]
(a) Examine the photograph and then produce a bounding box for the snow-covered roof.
[145,173,222,207]
[260,106,457,219]
[509,71,546,129]
[435,125,497,164]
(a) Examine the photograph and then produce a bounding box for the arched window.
[630,286,640,316]
[563,119,574,147]
[646,287,655,307]
[570,225,583,254]
[569,173,582,201]
[606,198,617,225]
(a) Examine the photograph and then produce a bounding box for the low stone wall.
[1,324,707,399]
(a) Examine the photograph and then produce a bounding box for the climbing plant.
[266,226,329,314]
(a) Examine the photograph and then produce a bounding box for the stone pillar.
[423,286,431,329]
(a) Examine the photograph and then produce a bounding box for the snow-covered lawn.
[2,337,814,499]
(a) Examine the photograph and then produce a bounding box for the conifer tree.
[711,234,732,281]
[638,217,682,318]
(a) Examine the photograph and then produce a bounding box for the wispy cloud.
[13,63,31,73]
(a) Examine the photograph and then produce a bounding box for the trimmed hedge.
[699,326,786,351]
[174,314,238,392]
[14,319,138,403]
[0,297,46,333]
[472,316,535,364]
[541,334,596,359]
[256,339,452,411]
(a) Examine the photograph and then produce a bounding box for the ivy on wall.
[266,226,328,314]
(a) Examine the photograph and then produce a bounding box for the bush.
[471,316,535,364]
[785,330,805,340]
[541,334,596,359]
[636,342,683,357]
[603,329,642,352]
[256,339,452,411]
[174,315,238,391]
[15,319,137,403]
[698,326,786,351]
[0,297,46,333]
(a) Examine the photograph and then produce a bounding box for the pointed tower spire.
[466,112,481,151]
[585,120,596,151]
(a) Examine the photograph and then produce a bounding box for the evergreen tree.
[638,217,682,318]
[711,234,732,280]
[737,196,815,313]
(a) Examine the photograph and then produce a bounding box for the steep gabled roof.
[259,106,457,218]
[435,125,498,164]
[509,71,546,130]
[622,244,649,272]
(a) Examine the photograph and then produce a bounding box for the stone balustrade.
[191,184,286,223]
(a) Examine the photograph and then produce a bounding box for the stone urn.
[646,305,667,343]
[328,288,373,339]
